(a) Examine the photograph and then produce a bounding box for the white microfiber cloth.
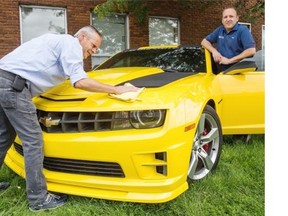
[109,83,145,102]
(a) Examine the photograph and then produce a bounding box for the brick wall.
[0,0,21,55]
[0,0,264,71]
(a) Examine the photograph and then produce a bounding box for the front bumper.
[5,126,194,203]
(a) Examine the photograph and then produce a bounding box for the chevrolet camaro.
[5,45,265,203]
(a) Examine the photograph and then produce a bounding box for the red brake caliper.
[203,128,210,151]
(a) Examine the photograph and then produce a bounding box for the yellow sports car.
[5,45,265,203]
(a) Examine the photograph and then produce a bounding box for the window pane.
[149,17,179,46]
[20,5,66,43]
[91,13,127,67]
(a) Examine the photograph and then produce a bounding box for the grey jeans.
[0,71,47,206]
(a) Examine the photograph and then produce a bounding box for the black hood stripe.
[119,72,195,88]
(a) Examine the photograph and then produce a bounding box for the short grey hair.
[74,25,102,39]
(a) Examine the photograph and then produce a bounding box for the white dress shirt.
[0,33,88,97]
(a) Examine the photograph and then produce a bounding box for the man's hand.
[114,83,141,95]
[109,83,145,102]
[74,78,140,94]
[219,56,231,65]
[212,50,222,63]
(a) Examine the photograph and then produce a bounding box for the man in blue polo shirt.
[201,7,256,71]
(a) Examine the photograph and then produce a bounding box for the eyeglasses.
[85,35,99,51]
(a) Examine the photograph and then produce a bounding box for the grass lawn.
[0,135,264,216]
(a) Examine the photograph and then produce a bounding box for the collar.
[222,22,239,34]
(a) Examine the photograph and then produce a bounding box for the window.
[239,22,251,32]
[149,17,179,46]
[20,5,67,43]
[91,13,128,67]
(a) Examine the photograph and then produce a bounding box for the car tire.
[187,105,223,181]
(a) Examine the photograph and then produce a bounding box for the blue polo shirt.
[206,22,256,62]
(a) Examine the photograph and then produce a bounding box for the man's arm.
[74,78,139,94]
[219,47,256,65]
[201,38,222,63]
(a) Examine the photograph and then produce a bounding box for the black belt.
[0,69,27,91]
[0,69,19,81]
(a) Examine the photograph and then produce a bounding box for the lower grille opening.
[13,142,125,178]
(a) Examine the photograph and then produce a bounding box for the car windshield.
[96,46,206,73]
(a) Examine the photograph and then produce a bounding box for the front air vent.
[40,95,86,101]
[155,152,167,176]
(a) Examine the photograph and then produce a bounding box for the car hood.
[40,67,160,99]
[36,67,205,110]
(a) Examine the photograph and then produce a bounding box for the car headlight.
[130,110,166,129]
[112,110,166,129]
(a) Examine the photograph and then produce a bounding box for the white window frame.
[239,22,251,32]
[262,25,265,51]
[19,5,67,44]
[149,16,180,46]
[90,13,129,68]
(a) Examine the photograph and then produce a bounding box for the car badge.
[39,116,60,127]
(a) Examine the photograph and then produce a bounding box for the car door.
[217,71,265,135]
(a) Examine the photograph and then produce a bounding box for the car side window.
[241,50,265,72]
[254,50,265,71]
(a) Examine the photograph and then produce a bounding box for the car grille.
[37,110,126,133]
[13,142,125,177]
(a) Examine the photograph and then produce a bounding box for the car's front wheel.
[187,105,222,181]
